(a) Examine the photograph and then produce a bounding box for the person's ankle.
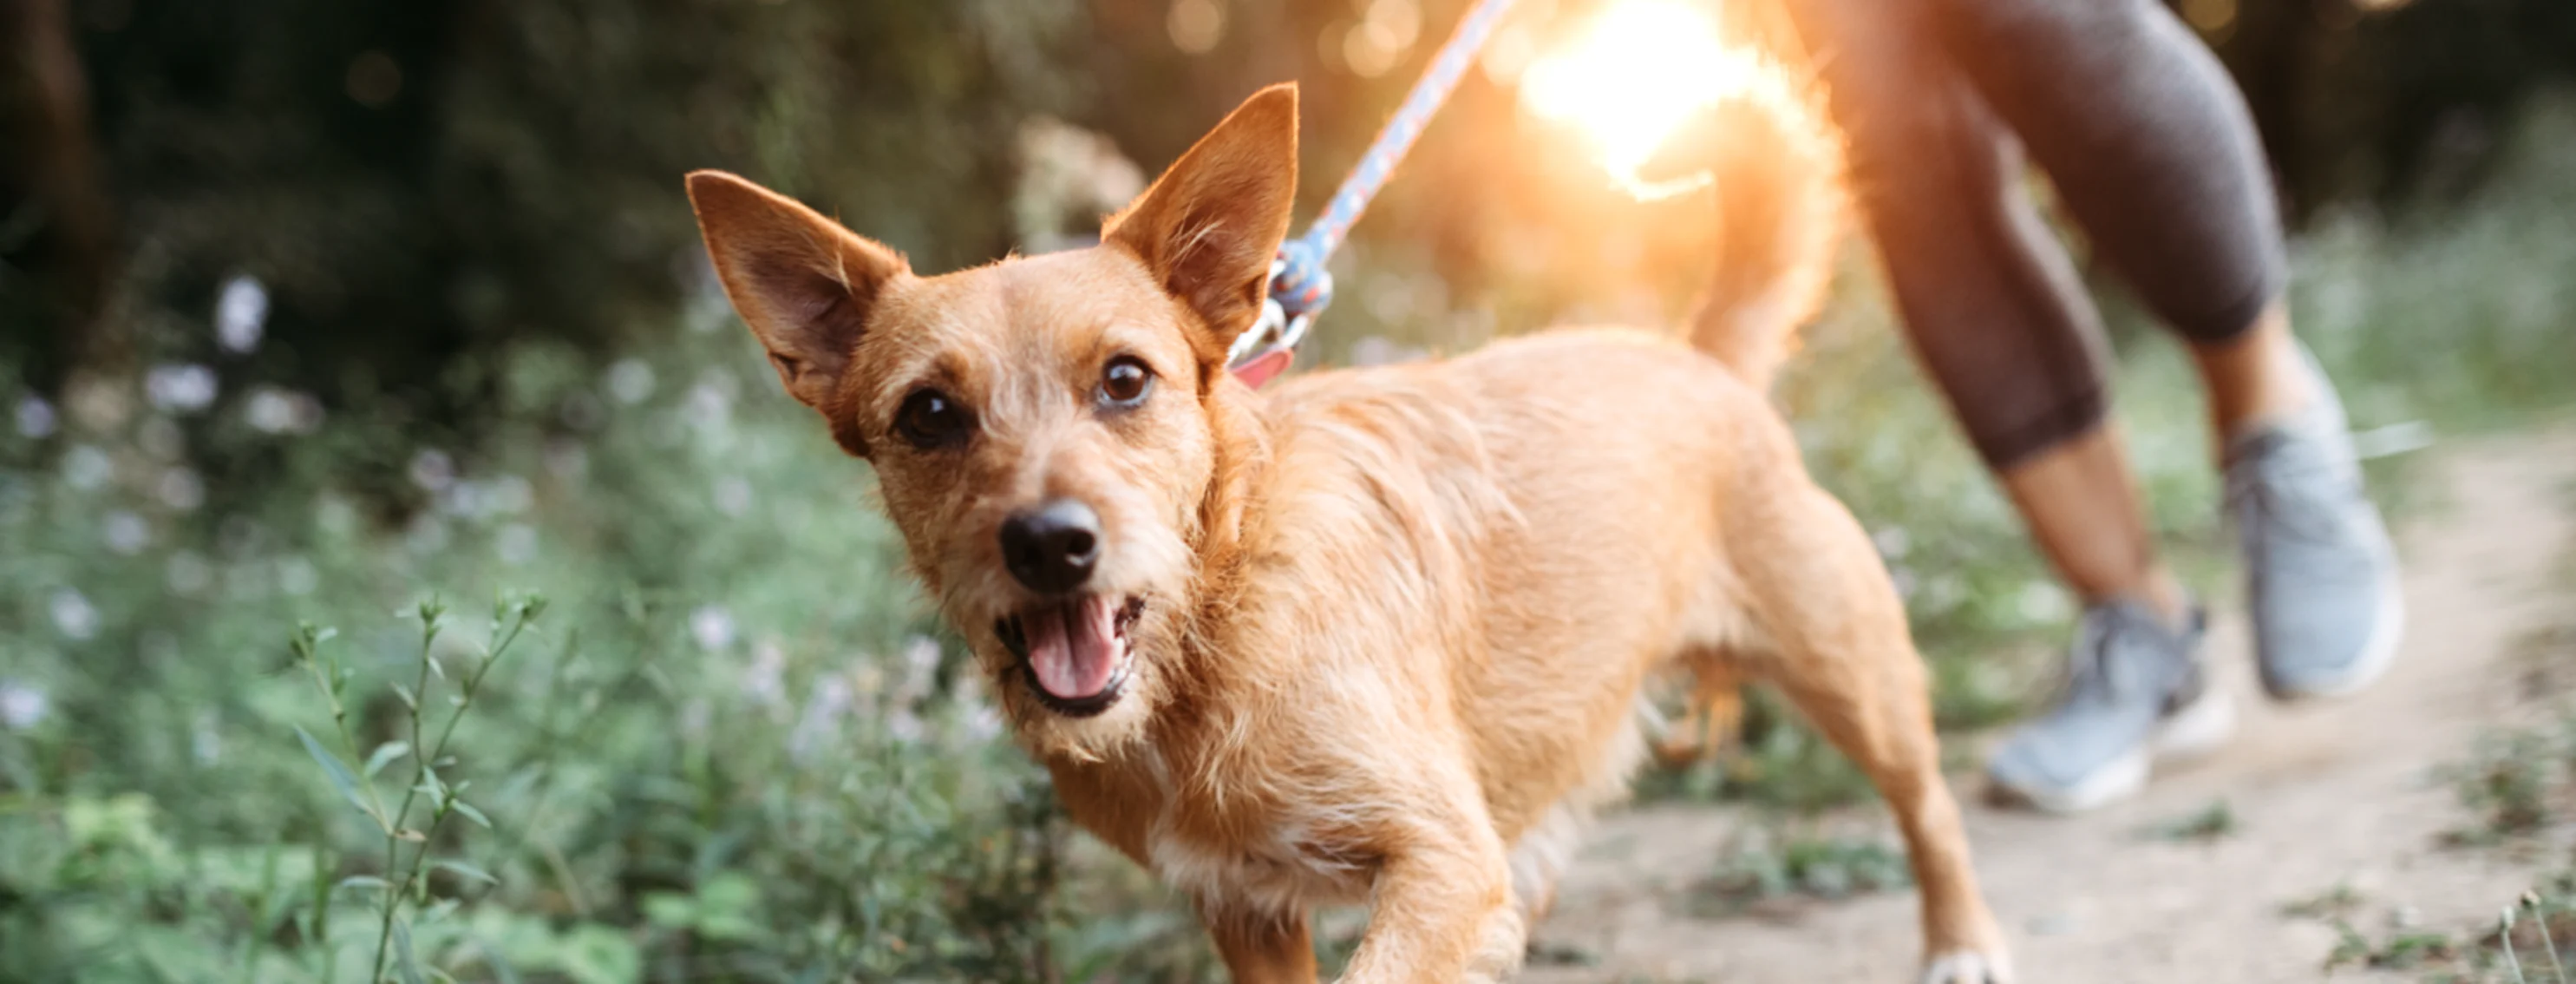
[2092,578,2192,631]
[2195,306,2317,441]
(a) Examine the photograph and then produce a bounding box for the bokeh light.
[1520,0,1771,187]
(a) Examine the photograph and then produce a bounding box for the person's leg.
[1781,0,2226,811]
[2194,300,2312,438]
[1998,429,2186,619]
[1923,0,2318,440]
[1775,0,2188,618]
[1930,0,2405,701]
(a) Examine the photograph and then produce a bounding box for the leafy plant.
[2141,799,2239,843]
[289,594,544,982]
[1687,827,1913,915]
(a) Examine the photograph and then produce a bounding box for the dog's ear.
[1105,83,1298,369]
[686,170,905,443]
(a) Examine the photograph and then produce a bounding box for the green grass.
[2303,884,2576,983]
[2141,798,2240,843]
[1684,826,1913,916]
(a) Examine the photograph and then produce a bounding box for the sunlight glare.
[1520,0,1771,189]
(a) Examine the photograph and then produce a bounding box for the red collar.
[1227,347,1295,389]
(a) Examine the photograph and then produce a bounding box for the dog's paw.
[1919,949,2012,984]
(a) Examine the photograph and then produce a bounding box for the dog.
[684,83,2010,984]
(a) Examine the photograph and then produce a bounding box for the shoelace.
[2056,602,2202,712]
[2226,430,2355,547]
[2059,607,2145,708]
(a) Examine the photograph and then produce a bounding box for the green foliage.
[2141,799,2240,843]
[0,314,1063,981]
[37,0,1086,426]
[1686,825,1913,915]
[2440,712,2576,849]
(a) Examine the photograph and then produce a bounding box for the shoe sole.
[2262,560,2406,702]
[1996,685,2238,816]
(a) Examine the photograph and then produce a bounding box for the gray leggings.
[1784,0,2287,468]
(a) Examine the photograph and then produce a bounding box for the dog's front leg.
[1206,907,1319,984]
[1336,826,1520,984]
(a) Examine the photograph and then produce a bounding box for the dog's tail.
[1678,69,1845,392]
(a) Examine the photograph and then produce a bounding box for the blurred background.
[2,0,2573,981]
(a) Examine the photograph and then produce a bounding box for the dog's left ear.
[1105,83,1298,370]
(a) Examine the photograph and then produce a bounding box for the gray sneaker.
[1986,601,2236,814]
[2226,351,2404,701]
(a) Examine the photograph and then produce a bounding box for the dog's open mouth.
[997,595,1144,717]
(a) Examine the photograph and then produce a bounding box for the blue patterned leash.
[1226,0,1520,383]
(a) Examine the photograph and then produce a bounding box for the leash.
[1226,0,1520,388]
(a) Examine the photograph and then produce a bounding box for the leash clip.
[1226,258,1321,372]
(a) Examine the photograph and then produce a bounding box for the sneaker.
[2226,348,2404,701]
[1986,600,2236,814]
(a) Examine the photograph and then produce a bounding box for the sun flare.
[1520,0,1775,189]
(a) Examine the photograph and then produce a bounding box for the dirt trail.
[1521,428,2576,983]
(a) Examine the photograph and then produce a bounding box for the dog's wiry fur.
[686,83,2010,983]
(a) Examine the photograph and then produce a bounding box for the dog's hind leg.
[1649,653,1749,769]
[1726,480,2013,984]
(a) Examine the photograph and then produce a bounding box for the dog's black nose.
[999,498,1101,594]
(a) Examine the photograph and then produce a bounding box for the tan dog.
[685,83,2010,983]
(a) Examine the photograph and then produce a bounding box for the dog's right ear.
[685,171,906,448]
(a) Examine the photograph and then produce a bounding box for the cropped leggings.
[1782,0,2288,469]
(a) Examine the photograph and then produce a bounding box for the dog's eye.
[894,389,974,449]
[1098,357,1154,409]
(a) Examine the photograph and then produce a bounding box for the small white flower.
[487,475,533,515]
[243,386,324,434]
[2016,581,2073,625]
[714,476,752,517]
[788,676,854,759]
[278,558,318,596]
[404,514,451,555]
[686,381,730,423]
[896,635,943,704]
[15,397,56,439]
[167,551,212,596]
[143,364,219,414]
[1872,526,1912,561]
[408,449,454,492]
[49,589,97,640]
[215,276,269,354]
[960,702,1004,743]
[440,481,486,518]
[606,359,656,405]
[102,510,150,554]
[158,467,204,511]
[742,640,787,708]
[136,417,184,460]
[192,709,224,764]
[847,663,885,701]
[690,606,736,651]
[0,681,48,731]
[495,523,537,566]
[885,708,925,744]
[315,495,358,537]
[543,439,588,482]
[61,444,113,490]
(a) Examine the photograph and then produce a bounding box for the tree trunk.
[3,0,116,385]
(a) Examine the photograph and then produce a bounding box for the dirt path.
[1521,428,2576,983]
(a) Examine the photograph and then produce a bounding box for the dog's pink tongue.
[1025,596,1121,699]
